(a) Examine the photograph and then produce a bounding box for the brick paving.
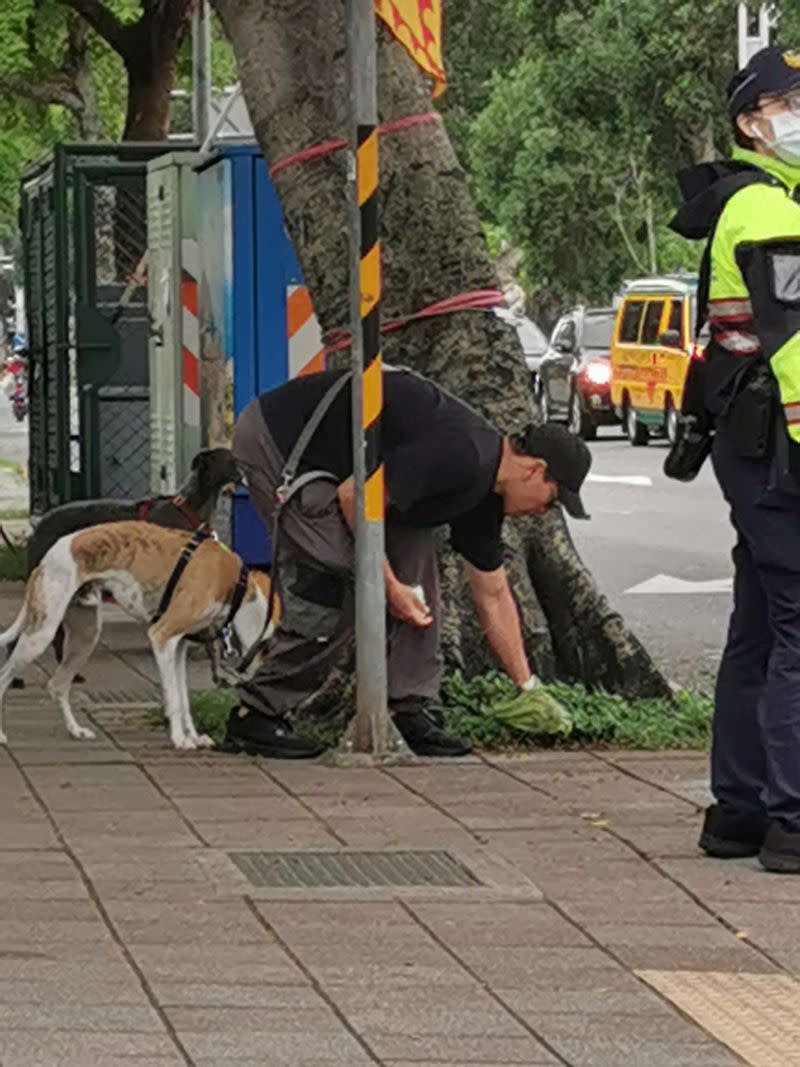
[0,585,795,1065]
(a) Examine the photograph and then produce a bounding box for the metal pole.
[192,0,212,144]
[343,0,400,756]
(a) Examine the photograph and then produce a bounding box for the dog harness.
[150,527,250,634]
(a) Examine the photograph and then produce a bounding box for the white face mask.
[765,110,800,165]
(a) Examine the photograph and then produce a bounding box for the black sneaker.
[759,821,800,874]
[220,707,327,760]
[392,706,472,758]
[698,804,768,859]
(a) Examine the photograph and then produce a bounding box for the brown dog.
[0,522,276,749]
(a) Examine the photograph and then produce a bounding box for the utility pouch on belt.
[728,367,776,458]
[663,415,713,482]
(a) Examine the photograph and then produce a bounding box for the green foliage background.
[0,0,798,313]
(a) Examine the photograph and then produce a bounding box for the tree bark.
[63,0,193,142]
[212,0,671,700]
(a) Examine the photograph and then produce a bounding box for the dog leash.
[263,371,354,636]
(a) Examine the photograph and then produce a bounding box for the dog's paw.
[69,725,95,741]
[195,733,215,749]
[0,731,7,745]
[172,735,196,751]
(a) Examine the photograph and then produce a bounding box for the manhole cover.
[229,850,481,889]
[637,970,800,1067]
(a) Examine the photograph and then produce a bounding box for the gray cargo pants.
[232,398,442,718]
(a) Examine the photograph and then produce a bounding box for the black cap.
[517,423,592,520]
[727,45,800,117]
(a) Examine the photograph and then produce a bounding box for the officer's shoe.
[390,698,472,758]
[699,804,769,859]
[220,706,327,760]
[759,821,800,874]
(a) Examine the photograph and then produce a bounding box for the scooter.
[10,376,27,422]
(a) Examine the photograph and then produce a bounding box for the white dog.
[0,522,276,749]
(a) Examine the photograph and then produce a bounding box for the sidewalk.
[0,583,797,1066]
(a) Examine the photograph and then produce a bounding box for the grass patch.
[0,458,25,480]
[180,671,712,752]
[0,541,26,582]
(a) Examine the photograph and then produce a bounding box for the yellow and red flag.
[374,0,445,94]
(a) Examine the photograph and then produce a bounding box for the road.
[0,397,28,518]
[570,426,732,692]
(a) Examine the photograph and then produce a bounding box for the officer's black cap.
[728,45,800,117]
[516,423,592,520]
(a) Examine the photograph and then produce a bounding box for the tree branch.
[61,0,129,55]
[0,72,83,114]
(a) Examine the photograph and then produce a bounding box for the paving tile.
[173,794,313,822]
[24,764,168,814]
[453,946,621,988]
[528,1011,744,1067]
[175,1018,374,1064]
[52,809,200,849]
[144,760,286,797]
[498,972,677,1016]
[363,1033,560,1063]
[130,942,305,986]
[0,1029,180,1065]
[75,846,245,896]
[586,921,778,974]
[150,980,317,1008]
[0,1002,163,1032]
[189,817,341,849]
[0,972,144,1006]
[332,983,527,1038]
[661,856,800,903]
[408,900,591,949]
[268,764,424,797]
[104,899,269,945]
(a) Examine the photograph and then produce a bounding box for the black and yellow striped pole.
[341,0,405,756]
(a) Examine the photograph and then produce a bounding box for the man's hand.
[465,563,531,687]
[336,477,431,628]
[387,582,433,628]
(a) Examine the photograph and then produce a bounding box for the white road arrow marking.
[625,574,733,595]
[587,474,653,487]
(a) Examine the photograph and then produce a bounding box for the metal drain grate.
[83,688,159,707]
[229,850,481,889]
[637,970,800,1067]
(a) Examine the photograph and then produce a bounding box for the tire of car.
[625,403,649,447]
[665,395,679,446]
[569,392,597,441]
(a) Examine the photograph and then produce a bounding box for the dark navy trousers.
[712,428,800,830]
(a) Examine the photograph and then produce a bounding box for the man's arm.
[335,476,431,628]
[464,562,531,687]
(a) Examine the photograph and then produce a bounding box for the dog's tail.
[0,567,36,648]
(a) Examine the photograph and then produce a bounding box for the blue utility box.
[194,144,324,567]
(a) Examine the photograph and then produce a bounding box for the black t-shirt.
[259,369,505,571]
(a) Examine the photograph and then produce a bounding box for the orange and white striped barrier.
[181,238,200,427]
[286,284,325,378]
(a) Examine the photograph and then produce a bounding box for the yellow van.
[609,276,700,446]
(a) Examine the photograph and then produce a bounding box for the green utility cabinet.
[20,143,167,515]
[146,151,202,492]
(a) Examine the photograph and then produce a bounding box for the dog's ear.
[190,449,210,472]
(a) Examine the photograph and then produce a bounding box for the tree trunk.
[212,0,671,700]
[123,54,176,140]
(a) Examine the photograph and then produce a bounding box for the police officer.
[669,45,800,873]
